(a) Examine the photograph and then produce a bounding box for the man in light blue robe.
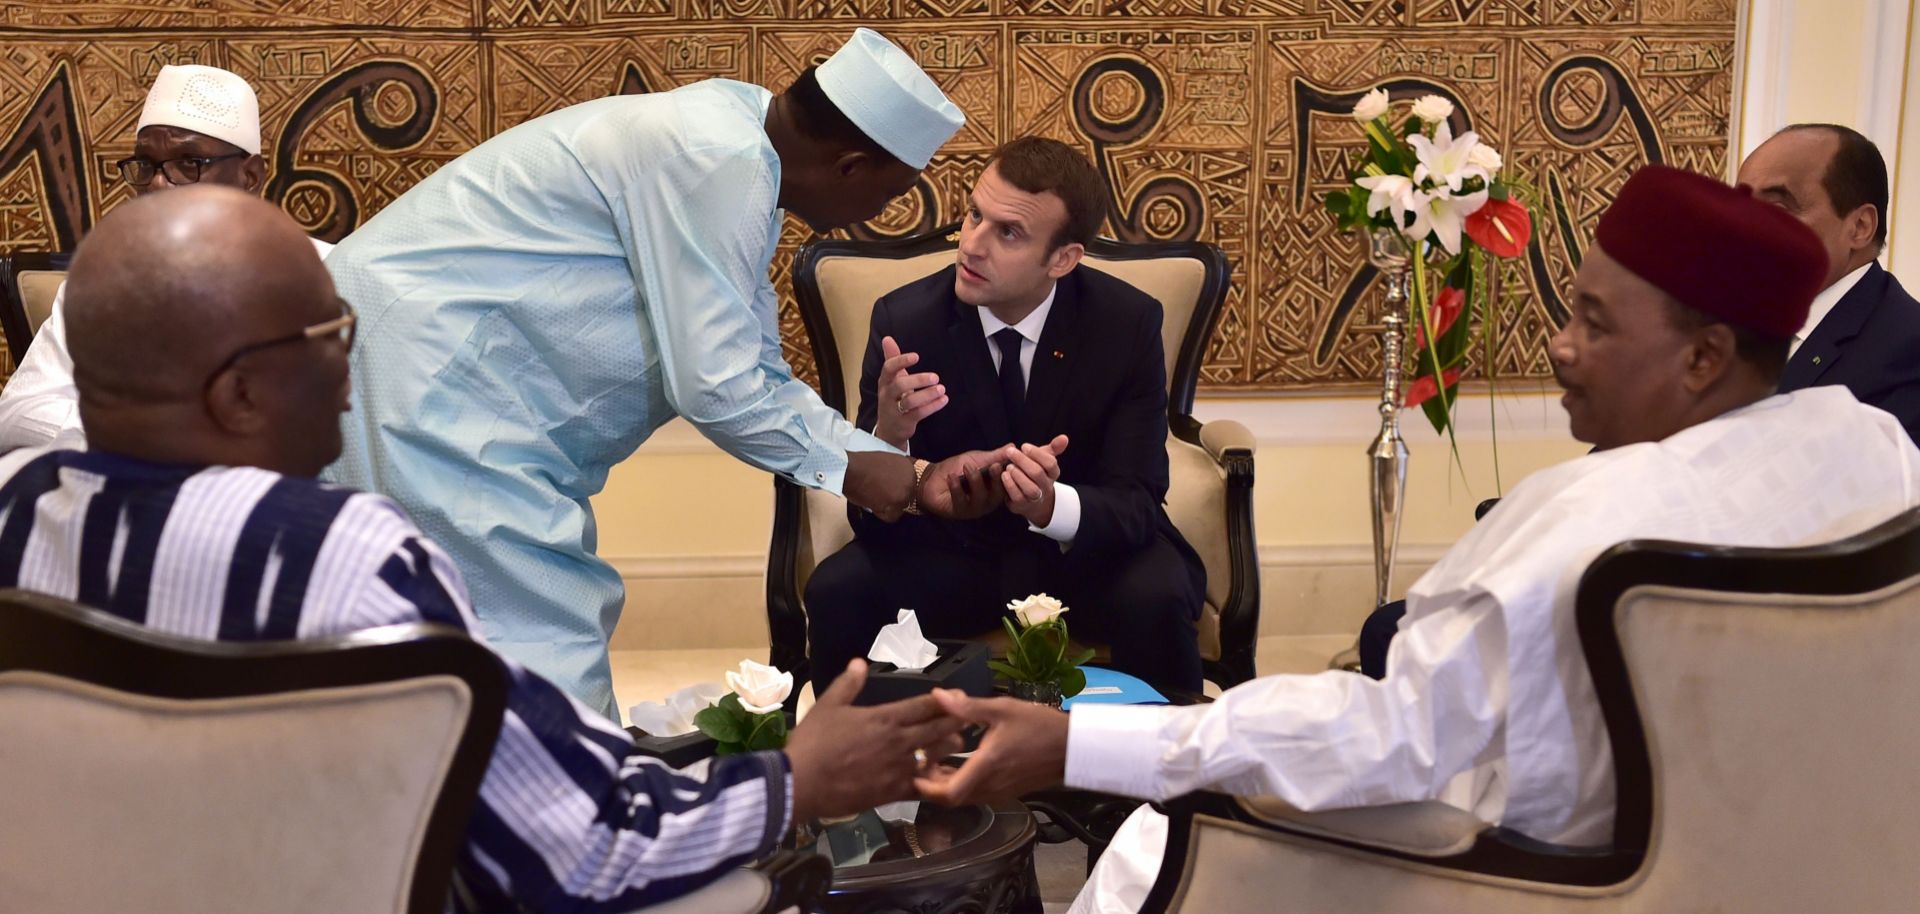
[323,30,996,717]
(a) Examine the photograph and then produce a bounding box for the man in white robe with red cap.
[908,165,1920,911]
[0,64,333,451]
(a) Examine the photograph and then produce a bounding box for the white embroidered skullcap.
[137,65,262,156]
[815,29,964,170]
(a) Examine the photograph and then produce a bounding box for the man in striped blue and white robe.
[0,184,958,912]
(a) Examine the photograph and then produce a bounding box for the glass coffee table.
[800,799,1037,913]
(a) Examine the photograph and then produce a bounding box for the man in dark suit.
[804,137,1206,697]
[1738,124,1920,441]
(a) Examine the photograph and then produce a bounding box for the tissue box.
[855,639,992,707]
[625,727,717,769]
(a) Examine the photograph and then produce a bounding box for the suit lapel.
[1018,272,1082,445]
[1781,263,1886,390]
[944,275,1013,444]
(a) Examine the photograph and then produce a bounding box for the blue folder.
[1061,665,1168,709]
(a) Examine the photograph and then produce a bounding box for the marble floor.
[608,633,1356,912]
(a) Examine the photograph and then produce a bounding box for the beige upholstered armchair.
[0,251,68,366]
[1140,506,1920,913]
[0,589,509,914]
[0,589,830,914]
[766,224,1259,692]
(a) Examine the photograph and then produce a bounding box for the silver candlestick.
[1366,228,1412,610]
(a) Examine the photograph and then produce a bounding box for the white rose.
[1411,94,1454,125]
[725,660,793,715]
[1466,143,1503,175]
[1007,593,1068,627]
[1351,88,1389,123]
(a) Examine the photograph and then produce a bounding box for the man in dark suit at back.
[804,137,1206,697]
[1738,124,1920,441]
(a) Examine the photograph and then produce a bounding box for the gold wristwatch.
[903,458,930,515]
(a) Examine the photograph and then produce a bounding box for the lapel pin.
[1812,356,1823,365]
[1052,350,1065,359]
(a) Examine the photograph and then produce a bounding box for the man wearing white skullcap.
[321,29,1008,718]
[0,63,333,451]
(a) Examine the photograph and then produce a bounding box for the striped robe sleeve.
[336,502,792,912]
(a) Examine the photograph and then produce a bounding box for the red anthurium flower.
[1464,197,1531,258]
[1413,285,1467,350]
[1403,368,1463,408]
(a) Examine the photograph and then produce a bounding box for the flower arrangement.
[990,594,1093,705]
[692,659,795,755]
[1324,89,1537,443]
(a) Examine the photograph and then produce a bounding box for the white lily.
[1355,174,1420,233]
[1411,186,1490,256]
[1408,121,1488,194]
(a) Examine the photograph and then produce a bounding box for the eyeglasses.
[205,297,356,389]
[115,152,250,187]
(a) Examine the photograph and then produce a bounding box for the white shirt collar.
[1797,260,1875,343]
[977,283,1056,344]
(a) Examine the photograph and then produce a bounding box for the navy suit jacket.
[1779,263,1920,443]
[848,264,1201,577]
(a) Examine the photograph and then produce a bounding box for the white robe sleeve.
[0,284,86,452]
[1065,589,1509,812]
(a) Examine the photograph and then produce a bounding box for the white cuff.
[1065,703,1182,800]
[1029,482,1080,546]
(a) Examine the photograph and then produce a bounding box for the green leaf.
[694,706,745,744]
[1420,390,1451,436]
[1068,648,1097,667]
[718,693,745,716]
[713,740,746,757]
[1058,667,1088,699]
[745,713,788,752]
[987,659,1022,680]
[1324,189,1349,215]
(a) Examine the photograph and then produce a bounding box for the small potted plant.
[693,660,795,755]
[991,594,1093,708]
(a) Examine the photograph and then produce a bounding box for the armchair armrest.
[618,851,830,914]
[1197,419,1255,463]
[1152,791,1632,896]
[753,849,832,913]
[1231,796,1487,858]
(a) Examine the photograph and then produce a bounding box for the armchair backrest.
[1570,505,1920,906]
[1139,507,1920,914]
[1,252,70,363]
[0,590,507,914]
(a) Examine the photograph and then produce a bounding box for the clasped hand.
[786,667,1073,821]
[919,435,1068,522]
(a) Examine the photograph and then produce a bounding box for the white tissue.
[627,681,728,737]
[867,609,941,671]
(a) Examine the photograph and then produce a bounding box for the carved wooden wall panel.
[0,0,1733,390]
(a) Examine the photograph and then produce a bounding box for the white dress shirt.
[1790,260,1874,356]
[0,236,335,451]
[1065,386,1919,858]
[976,284,1082,545]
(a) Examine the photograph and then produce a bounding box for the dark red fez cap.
[1594,164,1827,338]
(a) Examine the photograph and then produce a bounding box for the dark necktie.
[992,327,1025,426]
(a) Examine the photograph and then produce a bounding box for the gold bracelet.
[903,458,930,515]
